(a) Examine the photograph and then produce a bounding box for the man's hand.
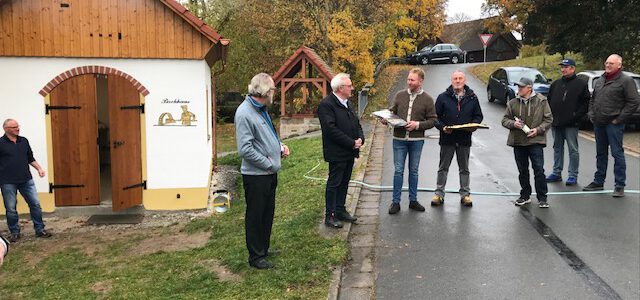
[612,119,620,125]
[514,119,523,129]
[527,128,538,138]
[281,144,290,158]
[38,169,45,178]
[354,138,363,149]
[405,121,419,131]
[379,118,388,125]
[443,126,453,134]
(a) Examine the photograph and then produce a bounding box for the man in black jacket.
[318,73,364,228]
[545,59,589,186]
[433,71,483,207]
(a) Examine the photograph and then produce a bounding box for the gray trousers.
[435,145,471,197]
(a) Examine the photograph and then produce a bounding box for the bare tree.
[447,12,471,24]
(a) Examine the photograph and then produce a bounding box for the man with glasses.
[235,73,290,269]
[545,59,589,186]
[318,73,364,228]
[1,119,52,243]
[583,54,640,197]
[502,78,553,208]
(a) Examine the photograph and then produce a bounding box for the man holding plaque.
[432,71,483,207]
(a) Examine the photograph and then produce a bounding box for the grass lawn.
[0,136,348,299]
[469,53,587,85]
[216,119,281,155]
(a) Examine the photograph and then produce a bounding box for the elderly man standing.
[545,59,590,186]
[583,54,640,197]
[235,73,290,269]
[502,78,553,208]
[1,119,52,242]
[432,71,483,207]
[318,73,364,228]
[384,68,437,214]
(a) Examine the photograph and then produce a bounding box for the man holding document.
[432,71,484,207]
[381,68,437,214]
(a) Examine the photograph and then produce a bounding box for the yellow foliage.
[327,9,374,85]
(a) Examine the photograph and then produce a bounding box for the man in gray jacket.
[583,54,640,197]
[502,77,553,208]
[235,73,290,269]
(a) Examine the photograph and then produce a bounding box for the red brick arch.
[39,66,150,97]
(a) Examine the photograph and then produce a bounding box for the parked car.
[405,46,432,65]
[576,70,640,126]
[487,67,551,103]
[405,43,464,65]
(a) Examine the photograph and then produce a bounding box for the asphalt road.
[375,63,640,299]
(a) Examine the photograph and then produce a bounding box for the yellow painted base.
[143,188,209,210]
[0,193,56,214]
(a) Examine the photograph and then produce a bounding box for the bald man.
[432,71,483,207]
[583,54,640,197]
[1,119,52,242]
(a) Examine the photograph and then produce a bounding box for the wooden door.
[49,75,100,206]
[108,75,144,211]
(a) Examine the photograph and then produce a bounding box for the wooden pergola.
[272,46,334,116]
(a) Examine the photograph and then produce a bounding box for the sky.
[447,0,485,21]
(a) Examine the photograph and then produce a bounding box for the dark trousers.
[513,145,548,201]
[243,174,277,263]
[325,159,354,215]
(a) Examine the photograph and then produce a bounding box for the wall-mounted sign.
[156,105,197,126]
[161,98,190,104]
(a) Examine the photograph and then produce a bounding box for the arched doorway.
[46,69,146,211]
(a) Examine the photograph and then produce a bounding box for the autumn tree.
[481,0,534,36]
[383,0,447,58]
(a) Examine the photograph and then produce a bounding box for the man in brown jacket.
[384,68,437,214]
[502,77,553,208]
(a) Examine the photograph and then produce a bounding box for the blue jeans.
[1,179,46,235]
[392,139,424,203]
[593,123,626,187]
[513,145,548,201]
[551,126,580,178]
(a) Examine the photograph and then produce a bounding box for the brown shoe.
[431,195,444,206]
[36,230,52,238]
[461,195,473,207]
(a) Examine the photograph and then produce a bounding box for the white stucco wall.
[0,57,213,191]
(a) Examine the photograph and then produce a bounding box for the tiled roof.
[272,46,334,84]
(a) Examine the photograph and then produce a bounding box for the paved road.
[375,63,640,299]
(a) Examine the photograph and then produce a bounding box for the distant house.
[420,18,520,63]
[441,19,520,62]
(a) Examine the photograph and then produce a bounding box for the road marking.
[519,206,623,299]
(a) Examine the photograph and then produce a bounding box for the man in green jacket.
[502,77,553,208]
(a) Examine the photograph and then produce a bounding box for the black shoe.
[336,211,358,223]
[515,198,531,206]
[324,215,343,228]
[388,202,400,214]
[583,182,604,191]
[36,230,52,238]
[9,233,21,243]
[249,258,273,269]
[538,201,550,208]
[408,201,426,212]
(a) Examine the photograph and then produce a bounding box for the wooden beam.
[301,57,307,78]
[280,81,286,116]
[282,78,325,83]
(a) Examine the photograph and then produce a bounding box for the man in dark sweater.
[384,68,437,214]
[583,54,640,197]
[433,71,483,207]
[545,59,589,186]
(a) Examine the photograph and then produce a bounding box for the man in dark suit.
[317,73,365,228]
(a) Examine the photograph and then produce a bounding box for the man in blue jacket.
[235,73,290,269]
[432,71,483,207]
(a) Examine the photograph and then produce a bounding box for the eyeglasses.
[5,126,19,129]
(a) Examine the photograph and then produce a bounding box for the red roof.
[159,0,223,43]
[272,46,334,85]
